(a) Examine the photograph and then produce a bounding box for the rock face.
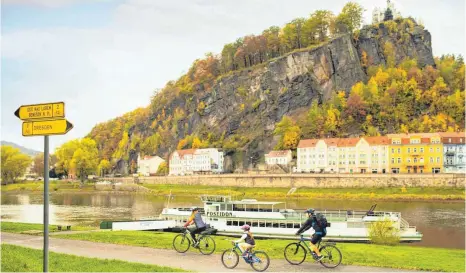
[93,20,435,173]
[357,20,435,68]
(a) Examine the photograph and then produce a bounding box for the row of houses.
[287,132,465,174]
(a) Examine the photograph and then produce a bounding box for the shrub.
[368,218,400,246]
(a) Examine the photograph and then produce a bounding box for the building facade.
[388,133,443,174]
[169,148,224,175]
[364,136,390,174]
[439,132,466,173]
[137,155,165,176]
[265,150,292,165]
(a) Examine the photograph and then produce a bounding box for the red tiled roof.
[265,150,291,157]
[323,138,340,146]
[438,132,466,144]
[171,149,196,159]
[298,139,319,148]
[363,136,389,145]
[337,138,359,147]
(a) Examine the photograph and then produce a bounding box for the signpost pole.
[43,135,49,272]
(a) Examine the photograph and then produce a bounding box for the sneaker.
[315,255,323,262]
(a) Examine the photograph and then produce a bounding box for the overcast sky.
[1,0,465,152]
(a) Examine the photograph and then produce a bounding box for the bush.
[368,218,400,246]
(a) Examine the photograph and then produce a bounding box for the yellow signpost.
[22,118,73,137]
[15,102,73,273]
[14,102,65,120]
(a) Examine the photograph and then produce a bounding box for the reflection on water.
[1,192,464,249]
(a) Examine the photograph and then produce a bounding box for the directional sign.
[14,102,65,121]
[22,118,73,137]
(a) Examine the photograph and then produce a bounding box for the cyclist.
[295,208,325,261]
[183,207,206,247]
[232,224,255,258]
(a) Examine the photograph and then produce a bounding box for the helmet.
[240,224,250,231]
[305,208,315,215]
[191,207,199,212]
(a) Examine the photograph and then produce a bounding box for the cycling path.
[2,233,419,272]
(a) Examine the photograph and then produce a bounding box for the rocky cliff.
[89,19,436,174]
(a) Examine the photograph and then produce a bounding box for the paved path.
[2,233,417,272]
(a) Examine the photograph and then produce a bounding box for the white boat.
[157,195,422,242]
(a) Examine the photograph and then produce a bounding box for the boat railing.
[282,210,401,220]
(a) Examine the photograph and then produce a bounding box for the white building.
[297,139,327,173]
[137,154,165,176]
[265,150,292,165]
[364,136,390,174]
[169,148,224,176]
[372,0,401,24]
[324,138,339,172]
[439,132,466,173]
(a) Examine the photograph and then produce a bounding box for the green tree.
[1,146,32,184]
[336,2,364,32]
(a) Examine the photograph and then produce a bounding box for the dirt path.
[2,233,418,272]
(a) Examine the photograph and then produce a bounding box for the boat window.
[246,221,252,226]
[227,204,233,211]
[213,218,218,221]
[239,221,245,226]
[294,223,301,228]
[266,222,272,228]
[280,222,286,228]
[227,220,232,225]
[272,222,279,228]
[252,221,258,227]
[287,223,293,228]
[220,204,226,211]
[232,221,238,226]
[259,222,265,227]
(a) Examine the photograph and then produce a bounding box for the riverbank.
[1,221,96,234]
[143,183,465,201]
[1,244,185,272]
[54,230,464,272]
[2,181,465,201]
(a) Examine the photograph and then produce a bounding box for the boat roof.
[228,200,283,205]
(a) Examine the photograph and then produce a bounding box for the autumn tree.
[98,159,111,177]
[336,2,364,33]
[156,162,168,175]
[1,146,32,184]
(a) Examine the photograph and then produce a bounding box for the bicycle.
[221,242,270,272]
[172,227,216,255]
[284,235,342,268]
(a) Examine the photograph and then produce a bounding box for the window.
[391,148,395,153]
[432,168,440,174]
[398,148,401,154]
[407,158,411,163]
[397,158,401,163]
[414,158,417,163]
[408,148,411,153]
[437,157,440,163]
[430,157,433,163]
[414,148,417,153]
[437,148,440,152]
[420,148,424,153]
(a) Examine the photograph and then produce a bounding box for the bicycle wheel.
[198,236,216,255]
[173,234,190,253]
[221,249,239,269]
[250,251,270,272]
[284,243,307,265]
[319,245,342,268]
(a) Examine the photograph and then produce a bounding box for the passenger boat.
[153,195,422,242]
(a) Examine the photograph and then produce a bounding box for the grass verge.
[1,181,95,192]
[1,222,96,234]
[1,244,185,272]
[55,230,465,272]
[142,184,465,201]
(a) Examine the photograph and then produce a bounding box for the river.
[1,192,464,249]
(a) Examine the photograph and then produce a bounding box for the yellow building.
[388,133,443,174]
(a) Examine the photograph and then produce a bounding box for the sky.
[1,0,465,152]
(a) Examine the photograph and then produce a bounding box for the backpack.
[315,213,328,236]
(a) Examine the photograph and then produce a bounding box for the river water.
[1,192,464,249]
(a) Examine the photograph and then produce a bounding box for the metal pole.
[43,135,49,272]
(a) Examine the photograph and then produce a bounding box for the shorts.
[310,233,323,244]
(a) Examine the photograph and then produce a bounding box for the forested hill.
[87,3,465,174]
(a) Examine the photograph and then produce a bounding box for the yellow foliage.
[401,186,407,193]
[283,130,300,149]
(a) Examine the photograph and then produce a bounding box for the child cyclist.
[232,224,255,257]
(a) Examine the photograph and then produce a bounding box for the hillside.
[0,141,40,157]
[87,11,464,174]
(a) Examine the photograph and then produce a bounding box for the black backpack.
[315,213,328,236]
